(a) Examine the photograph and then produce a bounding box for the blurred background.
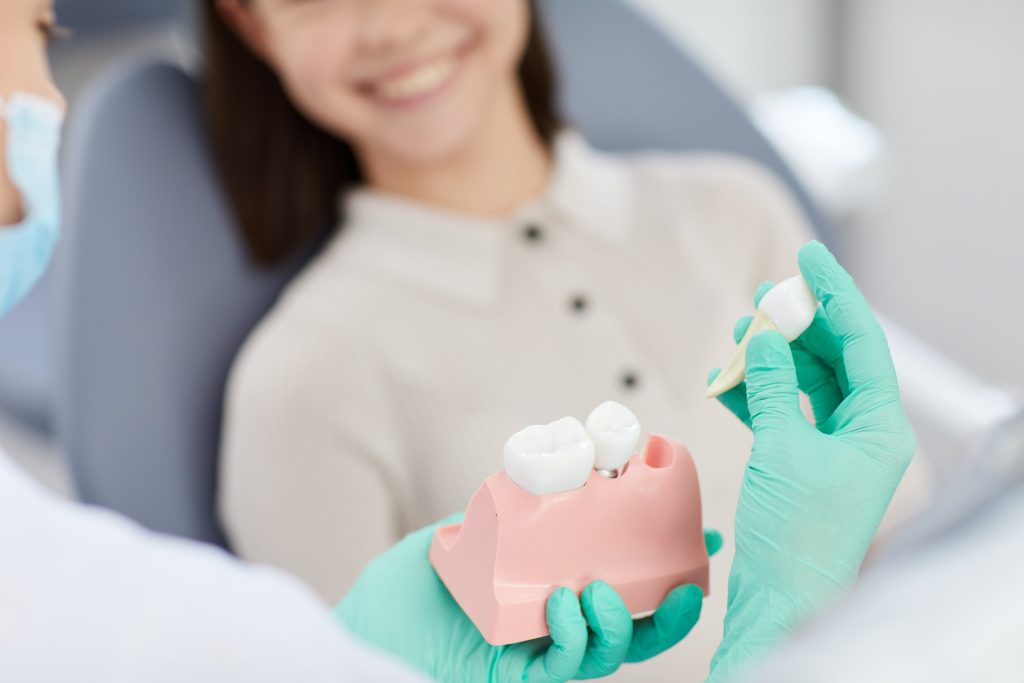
[1,0,1020,502]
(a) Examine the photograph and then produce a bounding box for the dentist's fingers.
[751,280,775,308]
[790,346,845,427]
[575,581,633,679]
[707,368,751,427]
[732,315,755,345]
[798,241,899,400]
[744,332,804,428]
[704,529,724,557]
[731,316,843,426]
[756,279,849,400]
[794,308,849,395]
[523,588,588,683]
[755,279,847,395]
[625,584,703,663]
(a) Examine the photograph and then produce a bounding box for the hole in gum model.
[642,437,676,469]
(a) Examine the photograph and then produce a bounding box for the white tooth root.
[585,401,642,476]
[504,417,596,496]
[705,310,780,399]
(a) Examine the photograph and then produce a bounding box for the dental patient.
[204,1,924,678]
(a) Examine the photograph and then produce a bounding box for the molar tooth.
[585,401,641,478]
[504,417,596,496]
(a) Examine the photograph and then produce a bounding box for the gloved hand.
[712,280,850,431]
[705,241,916,683]
[336,515,723,682]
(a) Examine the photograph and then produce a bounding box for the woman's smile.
[357,40,475,109]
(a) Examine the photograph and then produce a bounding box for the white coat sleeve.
[0,449,426,683]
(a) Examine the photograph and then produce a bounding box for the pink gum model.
[429,434,709,646]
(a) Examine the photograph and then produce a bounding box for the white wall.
[627,0,837,97]
[841,0,1024,390]
[631,0,1024,392]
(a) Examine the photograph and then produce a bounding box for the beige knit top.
[218,133,887,681]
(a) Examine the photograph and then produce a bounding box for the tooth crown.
[503,417,596,496]
[757,275,819,342]
[585,401,642,472]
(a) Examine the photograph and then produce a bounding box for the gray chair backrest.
[58,60,313,545]
[0,4,187,437]
[58,0,826,546]
[0,274,54,434]
[542,1,828,235]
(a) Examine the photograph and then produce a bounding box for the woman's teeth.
[373,56,457,103]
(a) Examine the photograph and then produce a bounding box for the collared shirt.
[218,132,832,681]
[0,448,424,682]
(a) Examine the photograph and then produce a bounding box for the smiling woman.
[209,2,826,679]
[203,0,560,265]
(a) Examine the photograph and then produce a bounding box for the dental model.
[430,402,709,645]
[705,275,820,399]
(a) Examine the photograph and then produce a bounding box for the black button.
[621,371,641,390]
[569,295,589,314]
[522,224,544,243]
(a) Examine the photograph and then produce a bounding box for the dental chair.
[0,283,53,435]
[57,0,1018,546]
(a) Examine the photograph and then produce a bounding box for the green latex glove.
[712,280,851,431]
[705,241,916,683]
[336,515,723,682]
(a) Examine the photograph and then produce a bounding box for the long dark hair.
[202,1,563,267]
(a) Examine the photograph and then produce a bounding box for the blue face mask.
[0,92,64,318]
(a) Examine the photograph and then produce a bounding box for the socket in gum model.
[429,401,709,646]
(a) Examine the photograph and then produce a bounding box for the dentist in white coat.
[0,1,428,680]
[0,6,423,680]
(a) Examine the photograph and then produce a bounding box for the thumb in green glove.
[336,514,722,682]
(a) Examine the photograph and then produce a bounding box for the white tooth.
[705,275,818,399]
[585,401,641,475]
[376,56,455,102]
[504,417,596,496]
